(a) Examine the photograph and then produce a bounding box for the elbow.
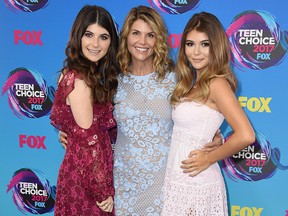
[243,129,255,146]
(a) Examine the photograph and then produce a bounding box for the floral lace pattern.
[50,70,116,216]
[162,101,228,216]
[113,72,176,215]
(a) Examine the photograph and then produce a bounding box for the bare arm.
[58,78,93,149]
[68,78,93,129]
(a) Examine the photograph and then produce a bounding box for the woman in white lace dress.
[162,12,255,215]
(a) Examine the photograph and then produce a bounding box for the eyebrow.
[185,39,209,42]
[84,30,109,36]
[131,28,155,34]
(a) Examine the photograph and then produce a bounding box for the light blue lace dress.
[113,71,176,216]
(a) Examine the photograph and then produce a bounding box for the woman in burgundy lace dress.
[50,5,119,215]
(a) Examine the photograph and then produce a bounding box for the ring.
[189,163,192,168]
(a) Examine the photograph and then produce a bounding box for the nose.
[138,34,147,44]
[92,37,99,47]
[193,45,200,55]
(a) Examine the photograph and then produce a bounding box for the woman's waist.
[166,163,223,185]
[171,128,212,150]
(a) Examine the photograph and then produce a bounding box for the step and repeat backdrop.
[1,0,287,215]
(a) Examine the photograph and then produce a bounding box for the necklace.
[192,82,198,89]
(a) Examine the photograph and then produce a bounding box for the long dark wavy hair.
[61,5,119,103]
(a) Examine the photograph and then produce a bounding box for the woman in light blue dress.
[112,6,176,215]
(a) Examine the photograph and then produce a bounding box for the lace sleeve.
[61,70,82,98]
[75,103,116,201]
[76,131,114,201]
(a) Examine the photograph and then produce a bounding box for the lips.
[87,49,101,55]
[192,58,203,63]
[135,47,149,52]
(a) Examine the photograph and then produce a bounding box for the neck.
[129,60,154,76]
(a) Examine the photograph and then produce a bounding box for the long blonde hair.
[171,12,237,105]
[117,5,174,80]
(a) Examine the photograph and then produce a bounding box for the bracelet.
[220,133,225,145]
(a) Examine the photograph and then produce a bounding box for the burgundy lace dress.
[50,70,116,216]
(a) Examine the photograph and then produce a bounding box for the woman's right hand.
[202,129,223,152]
[58,131,68,149]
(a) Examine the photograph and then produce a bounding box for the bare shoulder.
[74,78,88,89]
[209,77,234,104]
[210,77,230,88]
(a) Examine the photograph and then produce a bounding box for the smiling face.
[81,23,111,63]
[127,19,156,64]
[185,29,210,74]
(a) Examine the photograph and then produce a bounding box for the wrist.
[204,151,214,165]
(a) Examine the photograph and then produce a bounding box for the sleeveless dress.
[113,72,176,215]
[162,101,228,216]
[50,70,116,216]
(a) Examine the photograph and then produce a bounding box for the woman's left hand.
[180,150,211,177]
[96,196,113,212]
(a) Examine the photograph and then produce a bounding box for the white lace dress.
[162,101,228,216]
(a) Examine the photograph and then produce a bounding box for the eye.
[201,41,210,47]
[84,31,93,38]
[147,33,155,38]
[131,30,139,35]
[100,34,109,40]
[185,41,194,47]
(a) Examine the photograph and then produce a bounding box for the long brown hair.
[62,5,120,103]
[171,12,237,105]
